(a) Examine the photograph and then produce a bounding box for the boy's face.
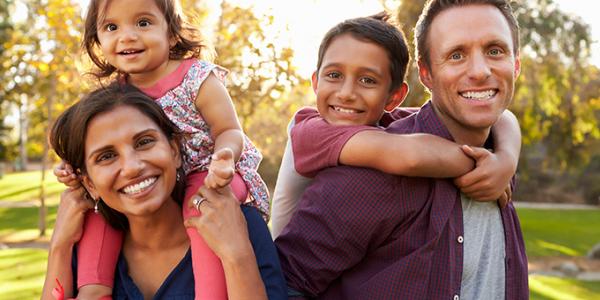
[313,34,406,126]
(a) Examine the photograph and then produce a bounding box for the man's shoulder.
[312,166,398,194]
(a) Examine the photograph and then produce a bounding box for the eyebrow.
[321,62,384,77]
[86,128,160,161]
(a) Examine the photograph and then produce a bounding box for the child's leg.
[77,210,123,298]
[184,171,248,300]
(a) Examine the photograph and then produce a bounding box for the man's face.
[419,4,520,138]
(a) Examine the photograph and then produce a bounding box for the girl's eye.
[96,152,116,163]
[105,23,117,31]
[359,77,376,85]
[138,19,151,27]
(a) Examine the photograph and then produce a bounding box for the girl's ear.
[81,174,99,201]
[384,82,409,112]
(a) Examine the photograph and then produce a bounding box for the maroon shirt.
[275,101,528,299]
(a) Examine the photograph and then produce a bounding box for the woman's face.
[81,105,181,217]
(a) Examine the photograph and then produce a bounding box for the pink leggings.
[77,171,248,300]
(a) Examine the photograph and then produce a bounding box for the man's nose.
[467,53,492,81]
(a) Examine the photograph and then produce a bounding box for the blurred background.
[0,0,599,299]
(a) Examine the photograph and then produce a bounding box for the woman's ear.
[169,139,182,169]
[81,174,99,200]
[384,82,409,112]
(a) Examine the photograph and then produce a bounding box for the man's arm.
[275,167,399,297]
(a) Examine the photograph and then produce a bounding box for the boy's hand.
[53,161,80,188]
[204,148,235,189]
[454,145,514,204]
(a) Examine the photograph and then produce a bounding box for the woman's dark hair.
[316,12,410,93]
[49,82,186,230]
[82,0,205,79]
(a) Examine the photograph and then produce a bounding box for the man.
[275,1,528,299]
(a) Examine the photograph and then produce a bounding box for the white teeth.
[461,90,496,100]
[333,106,359,114]
[122,177,157,194]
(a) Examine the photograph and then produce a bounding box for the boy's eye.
[359,77,376,85]
[137,19,151,27]
[325,72,341,79]
[105,23,118,31]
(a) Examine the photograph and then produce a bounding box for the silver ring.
[192,196,206,211]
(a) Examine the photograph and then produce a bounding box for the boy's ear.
[418,60,433,90]
[311,71,318,94]
[384,82,409,112]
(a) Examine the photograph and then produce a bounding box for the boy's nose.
[337,81,357,102]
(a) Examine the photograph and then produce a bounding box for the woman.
[41,83,286,299]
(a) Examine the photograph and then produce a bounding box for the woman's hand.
[184,185,252,260]
[51,187,92,248]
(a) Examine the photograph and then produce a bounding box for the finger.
[498,190,509,208]
[505,185,512,203]
[212,148,234,161]
[460,145,491,161]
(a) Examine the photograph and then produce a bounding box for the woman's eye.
[137,137,156,148]
[105,23,117,31]
[138,19,151,27]
[97,152,116,162]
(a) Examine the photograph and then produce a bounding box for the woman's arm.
[339,130,475,177]
[42,187,91,300]
[184,186,270,300]
[195,73,245,188]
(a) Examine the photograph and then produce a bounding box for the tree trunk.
[39,77,55,237]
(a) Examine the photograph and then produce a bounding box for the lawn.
[1,171,600,299]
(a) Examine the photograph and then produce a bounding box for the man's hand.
[454,145,513,207]
[204,148,235,189]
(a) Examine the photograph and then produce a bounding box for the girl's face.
[96,0,175,85]
[82,105,181,218]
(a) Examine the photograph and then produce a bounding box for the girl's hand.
[51,187,92,248]
[53,161,80,188]
[204,148,235,189]
[453,145,514,207]
[184,185,252,261]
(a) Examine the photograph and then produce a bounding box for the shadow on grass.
[0,206,58,238]
[0,248,47,300]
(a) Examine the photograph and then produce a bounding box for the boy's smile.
[313,33,401,126]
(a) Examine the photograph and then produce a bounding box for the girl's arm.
[42,188,91,300]
[195,73,245,188]
[339,131,475,177]
[454,110,521,202]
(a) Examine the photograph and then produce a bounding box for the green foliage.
[0,248,47,300]
[530,275,600,300]
[517,208,600,257]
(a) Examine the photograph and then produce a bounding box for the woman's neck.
[124,199,188,251]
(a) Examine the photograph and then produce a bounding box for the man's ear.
[514,52,521,78]
[384,82,409,112]
[418,60,433,90]
[311,71,318,95]
[81,174,99,201]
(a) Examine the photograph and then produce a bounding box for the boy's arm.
[339,131,474,177]
[454,110,521,202]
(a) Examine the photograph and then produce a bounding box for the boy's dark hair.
[49,83,186,231]
[82,0,205,78]
[415,0,519,69]
[316,12,410,93]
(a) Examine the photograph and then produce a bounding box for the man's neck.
[431,104,491,147]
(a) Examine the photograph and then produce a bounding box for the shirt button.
[454,295,460,300]
[457,236,464,243]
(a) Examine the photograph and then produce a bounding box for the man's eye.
[450,52,463,60]
[105,23,117,31]
[489,48,503,56]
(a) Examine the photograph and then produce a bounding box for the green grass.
[0,248,47,300]
[517,208,600,257]
[0,170,64,203]
[0,205,57,242]
[530,275,600,300]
